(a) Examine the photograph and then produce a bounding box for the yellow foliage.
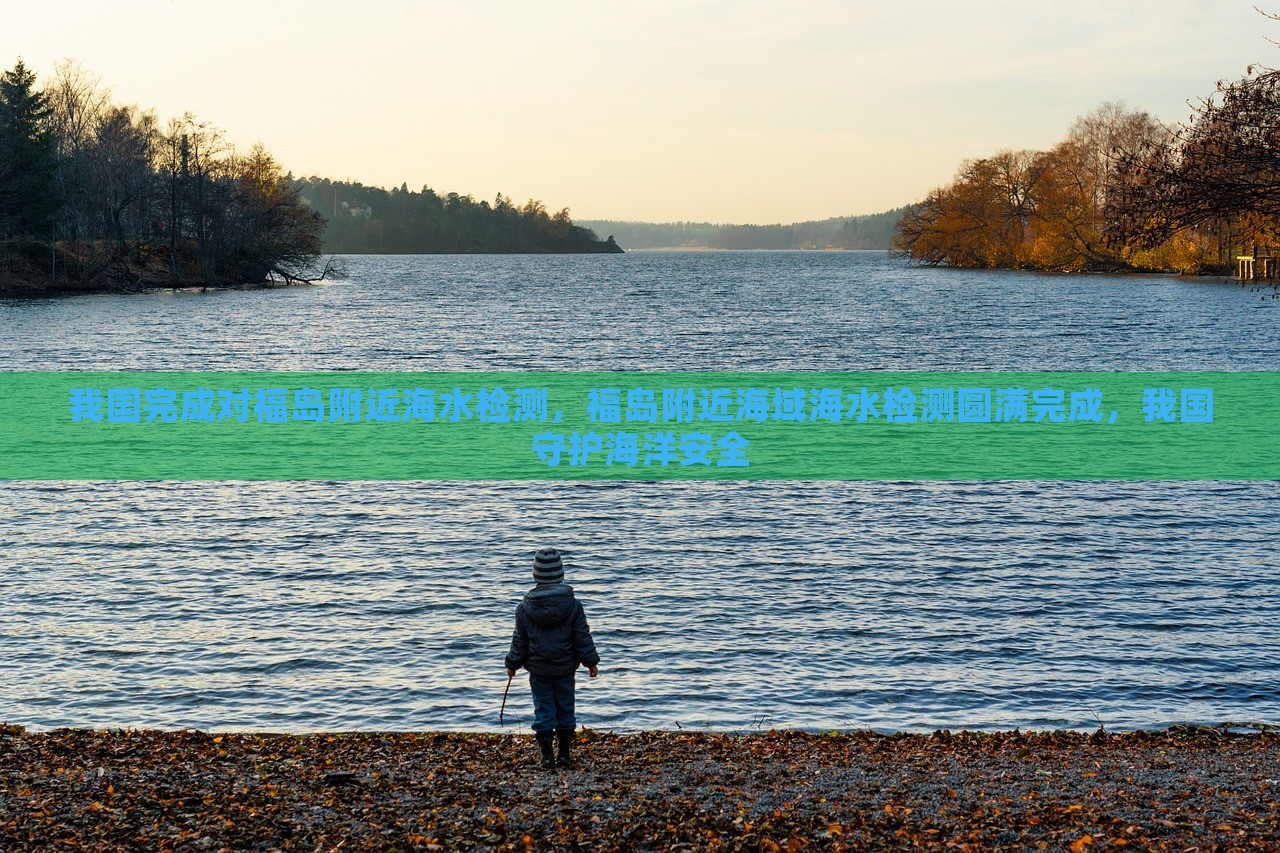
[1122,234,1214,274]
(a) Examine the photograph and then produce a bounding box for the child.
[504,546,600,769]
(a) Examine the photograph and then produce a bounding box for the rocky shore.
[1,724,1277,851]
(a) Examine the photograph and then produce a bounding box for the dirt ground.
[1,724,1277,851]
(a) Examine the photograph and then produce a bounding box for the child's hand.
[506,668,516,678]
[588,665,599,678]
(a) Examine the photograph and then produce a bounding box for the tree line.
[292,178,622,254]
[0,59,327,291]
[579,208,906,250]
[894,65,1280,276]
[0,58,623,292]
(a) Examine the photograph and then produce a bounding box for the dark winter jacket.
[504,583,600,677]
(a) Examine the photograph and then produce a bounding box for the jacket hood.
[523,583,576,628]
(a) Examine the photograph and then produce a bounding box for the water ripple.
[0,253,1277,731]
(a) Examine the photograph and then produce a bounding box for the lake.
[1,251,1277,733]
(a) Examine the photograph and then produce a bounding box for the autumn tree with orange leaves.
[894,103,1191,273]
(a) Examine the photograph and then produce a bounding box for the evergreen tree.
[0,60,58,238]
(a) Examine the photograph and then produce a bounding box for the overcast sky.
[4,1,1274,222]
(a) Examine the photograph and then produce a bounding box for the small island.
[0,60,621,296]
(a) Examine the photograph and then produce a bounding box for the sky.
[3,1,1275,223]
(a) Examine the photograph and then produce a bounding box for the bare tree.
[44,59,110,253]
[1106,69,1280,253]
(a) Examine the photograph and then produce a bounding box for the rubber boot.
[535,732,556,770]
[555,728,574,769]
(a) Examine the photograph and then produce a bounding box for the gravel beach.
[1,724,1277,851]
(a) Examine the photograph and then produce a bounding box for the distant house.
[340,201,374,220]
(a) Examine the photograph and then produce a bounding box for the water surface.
[1,252,1276,732]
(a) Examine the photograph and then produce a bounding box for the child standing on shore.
[504,547,600,770]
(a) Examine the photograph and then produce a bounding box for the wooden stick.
[499,672,514,727]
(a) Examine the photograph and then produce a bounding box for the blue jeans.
[528,672,576,734]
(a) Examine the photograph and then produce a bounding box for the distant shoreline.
[626,245,876,252]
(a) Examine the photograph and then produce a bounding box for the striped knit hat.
[532,547,565,585]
